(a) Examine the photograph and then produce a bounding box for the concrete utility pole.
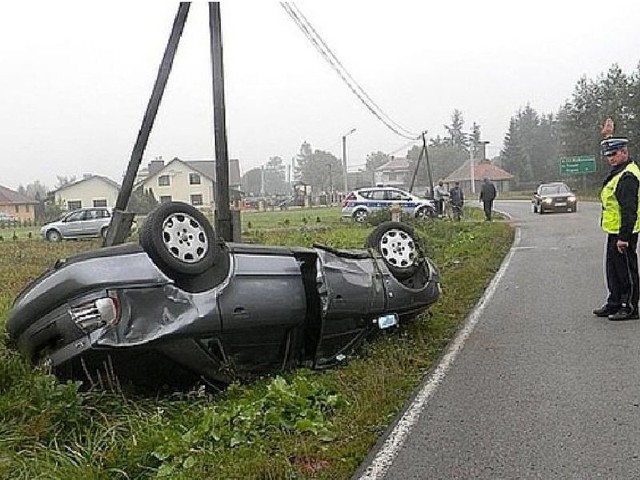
[328,164,333,203]
[470,141,476,194]
[342,128,356,193]
[209,2,233,241]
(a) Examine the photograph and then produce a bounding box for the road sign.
[559,156,596,175]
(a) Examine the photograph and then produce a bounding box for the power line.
[287,3,417,139]
[387,137,423,157]
[281,3,420,140]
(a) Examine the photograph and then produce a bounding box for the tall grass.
[0,210,513,479]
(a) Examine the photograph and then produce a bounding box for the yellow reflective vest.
[600,161,640,234]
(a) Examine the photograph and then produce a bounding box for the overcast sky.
[1,1,639,191]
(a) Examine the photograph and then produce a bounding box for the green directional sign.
[559,155,596,175]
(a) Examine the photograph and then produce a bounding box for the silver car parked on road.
[41,207,112,242]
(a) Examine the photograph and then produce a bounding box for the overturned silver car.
[6,202,440,389]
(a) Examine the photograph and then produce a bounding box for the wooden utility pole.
[209,2,233,241]
[104,3,190,247]
[408,132,434,197]
[408,143,424,194]
[422,132,434,198]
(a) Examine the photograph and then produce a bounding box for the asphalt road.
[356,200,640,479]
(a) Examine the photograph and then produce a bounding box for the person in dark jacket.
[593,137,640,321]
[449,181,464,221]
[479,177,497,221]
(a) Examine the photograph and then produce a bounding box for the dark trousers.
[605,233,639,311]
[482,200,494,221]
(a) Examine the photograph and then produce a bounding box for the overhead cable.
[281,3,420,140]
[287,3,417,139]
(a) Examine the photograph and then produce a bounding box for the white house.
[52,175,120,211]
[374,157,410,188]
[137,157,242,211]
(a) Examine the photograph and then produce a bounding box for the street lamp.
[342,128,356,194]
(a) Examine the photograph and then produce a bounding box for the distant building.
[443,159,514,193]
[0,185,38,222]
[51,175,120,211]
[374,157,410,188]
[136,157,242,210]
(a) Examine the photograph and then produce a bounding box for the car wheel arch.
[45,229,63,242]
[353,209,368,222]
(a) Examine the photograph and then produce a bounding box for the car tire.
[366,221,421,280]
[416,206,436,219]
[140,202,219,277]
[46,230,62,242]
[353,209,368,223]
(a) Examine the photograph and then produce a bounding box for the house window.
[190,194,203,206]
[14,205,19,213]
[93,199,107,207]
[388,173,398,181]
[160,195,172,203]
[158,175,170,187]
[68,200,82,210]
[189,173,201,185]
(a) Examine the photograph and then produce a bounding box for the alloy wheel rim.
[161,213,208,263]
[379,229,416,269]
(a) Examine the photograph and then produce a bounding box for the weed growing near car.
[0,211,513,478]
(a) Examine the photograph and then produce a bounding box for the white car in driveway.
[41,207,112,242]
[341,187,436,223]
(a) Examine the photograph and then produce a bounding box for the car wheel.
[353,210,368,223]
[366,221,421,280]
[416,206,436,219]
[140,202,219,277]
[538,206,545,215]
[46,230,62,242]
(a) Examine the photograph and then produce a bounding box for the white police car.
[341,187,437,223]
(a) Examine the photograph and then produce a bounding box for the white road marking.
[358,227,521,480]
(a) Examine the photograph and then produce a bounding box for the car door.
[60,210,88,237]
[370,189,387,212]
[82,209,104,236]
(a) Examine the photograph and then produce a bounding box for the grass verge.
[0,208,513,479]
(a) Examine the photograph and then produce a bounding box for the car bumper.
[540,201,577,212]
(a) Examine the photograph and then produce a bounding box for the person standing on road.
[593,137,640,321]
[433,180,449,217]
[479,177,496,221]
[449,181,464,220]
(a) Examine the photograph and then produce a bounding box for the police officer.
[593,137,640,321]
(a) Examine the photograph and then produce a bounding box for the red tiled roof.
[444,160,513,182]
[0,185,38,204]
[376,157,410,171]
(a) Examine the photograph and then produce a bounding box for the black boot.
[593,304,620,317]
[608,307,639,321]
